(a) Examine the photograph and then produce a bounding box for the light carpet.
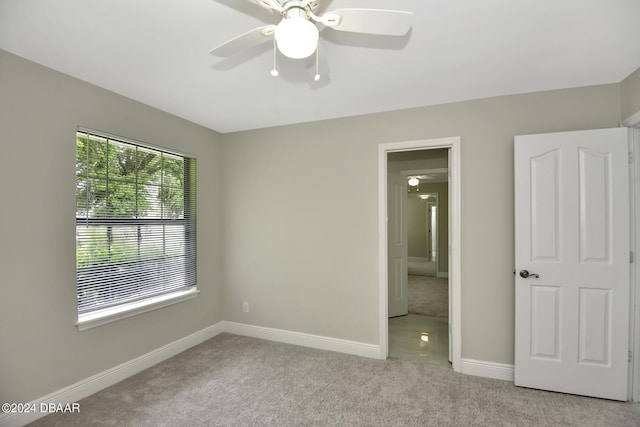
[29,333,640,426]
[408,275,448,318]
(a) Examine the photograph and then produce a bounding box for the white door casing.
[447,149,452,362]
[514,127,630,401]
[378,137,461,372]
[387,171,408,318]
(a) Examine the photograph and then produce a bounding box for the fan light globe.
[275,15,319,59]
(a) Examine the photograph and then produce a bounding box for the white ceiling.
[1,0,639,134]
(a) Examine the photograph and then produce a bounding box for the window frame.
[75,128,198,330]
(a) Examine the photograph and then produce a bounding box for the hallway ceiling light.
[408,177,420,186]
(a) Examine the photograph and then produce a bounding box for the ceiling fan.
[210,0,414,75]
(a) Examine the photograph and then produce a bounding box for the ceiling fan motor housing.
[279,0,320,14]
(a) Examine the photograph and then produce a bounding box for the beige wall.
[621,67,640,121]
[221,84,621,364]
[387,151,448,172]
[0,50,224,403]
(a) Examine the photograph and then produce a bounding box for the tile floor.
[388,313,450,366]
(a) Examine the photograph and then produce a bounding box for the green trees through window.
[75,131,196,313]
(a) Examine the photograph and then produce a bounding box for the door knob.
[519,269,539,279]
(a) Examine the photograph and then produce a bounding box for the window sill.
[76,287,200,331]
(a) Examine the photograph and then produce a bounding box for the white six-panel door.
[514,128,630,401]
[388,171,408,318]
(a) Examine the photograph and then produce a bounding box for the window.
[75,129,197,329]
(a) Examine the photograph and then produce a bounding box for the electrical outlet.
[243,302,249,313]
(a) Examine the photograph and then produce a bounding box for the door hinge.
[631,251,635,264]
[630,351,633,363]
[630,152,633,164]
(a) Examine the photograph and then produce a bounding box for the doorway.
[390,176,448,365]
[378,137,461,372]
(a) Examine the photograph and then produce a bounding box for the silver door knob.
[519,270,539,279]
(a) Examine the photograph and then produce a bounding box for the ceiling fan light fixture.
[275,11,319,59]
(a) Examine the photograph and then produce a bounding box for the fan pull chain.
[271,38,279,77]
[314,45,320,81]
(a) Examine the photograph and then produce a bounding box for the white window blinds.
[75,130,196,314]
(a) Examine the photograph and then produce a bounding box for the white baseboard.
[460,358,514,382]
[222,321,382,359]
[0,322,225,427]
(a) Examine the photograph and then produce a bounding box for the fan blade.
[210,25,276,57]
[323,9,413,36]
[246,0,282,12]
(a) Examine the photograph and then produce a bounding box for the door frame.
[378,137,461,372]
[623,112,640,402]
[630,126,640,402]
[423,192,439,272]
